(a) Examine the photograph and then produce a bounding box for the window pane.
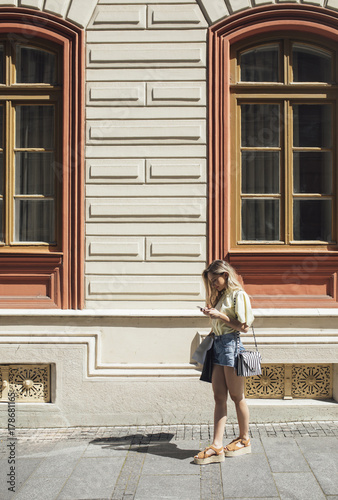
[0,45,4,84]
[293,152,332,194]
[241,104,280,147]
[242,199,280,241]
[242,151,280,194]
[292,44,332,83]
[14,199,55,243]
[0,105,3,148]
[16,46,57,84]
[240,44,279,82]
[15,152,55,196]
[294,199,331,241]
[293,105,332,148]
[0,199,3,242]
[16,106,54,149]
[0,153,3,195]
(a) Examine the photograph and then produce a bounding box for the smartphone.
[197,306,205,311]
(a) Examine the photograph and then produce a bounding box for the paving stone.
[134,474,200,500]
[11,475,67,500]
[273,472,326,500]
[57,457,122,499]
[221,452,278,498]
[140,448,199,475]
[261,437,310,473]
[296,437,338,495]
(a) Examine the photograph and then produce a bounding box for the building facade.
[0,0,337,427]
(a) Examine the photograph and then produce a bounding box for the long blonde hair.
[202,260,243,307]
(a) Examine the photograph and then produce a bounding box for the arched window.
[0,11,84,309]
[231,36,336,247]
[0,40,61,247]
[209,5,338,307]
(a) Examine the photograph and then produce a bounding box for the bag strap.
[234,291,259,353]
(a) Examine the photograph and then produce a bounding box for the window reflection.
[293,105,332,148]
[240,44,279,82]
[292,44,332,83]
[293,199,331,241]
[16,105,54,149]
[242,199,280,241]
[16,46,57,84]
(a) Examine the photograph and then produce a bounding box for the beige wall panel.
[87,107,206,120]
[0,0,17,5]
[196,0,229,23]
[19,0,43,8]
[67,0,99,27]
[86,184,206,197]
[147,5,208,29]
[87,82,146,106]
[88,43,205,67]
[89,5,146,29]
[87,237,145,261]
[87,197,206,222]
[327,0,338,9]
[98,0,196,4]
[86,145,207,158]
[86,262,205,275]
[227,0,252,12]
[146,237,206,261]
[85,222,207,236]
[86,159,145,184]
[86,30,207,43]
[88,120,205,144]
[146,159,206,183]
[147,82,206,106]
[44,0,69,17]
[86,68,206,81]
[86,276,203,299]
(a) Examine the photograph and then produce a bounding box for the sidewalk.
[0,422,337,500]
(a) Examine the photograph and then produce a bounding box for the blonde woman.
[194,260,254,465]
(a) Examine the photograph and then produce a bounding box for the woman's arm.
[202,308,249,333]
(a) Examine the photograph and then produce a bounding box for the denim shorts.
[212,333,245,368]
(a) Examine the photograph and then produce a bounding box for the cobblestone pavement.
[0,422,337,500]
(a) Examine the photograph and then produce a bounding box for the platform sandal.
[194,445,225,465]
[224,437,251,457]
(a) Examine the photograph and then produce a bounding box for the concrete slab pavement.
[0,422,337,500]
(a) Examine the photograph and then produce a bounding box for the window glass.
[241,104,280,147]
[293,104,332,148]
[14,199,55,243]
[0,199,3,242]
[242,199,280,241]
[293,199,331,241]
[16,105,54,149]
[292,44,332,83]
[293,152,332,195]
[242,151,280,194]
[15,152,55,196]
[240,44,279,82]
[16,46,57,84]
[0,45,4,84]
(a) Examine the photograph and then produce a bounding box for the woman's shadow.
[90,432,199,461]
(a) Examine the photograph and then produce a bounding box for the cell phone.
[197,306,204,311]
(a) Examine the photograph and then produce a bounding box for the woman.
[194,260,254,465]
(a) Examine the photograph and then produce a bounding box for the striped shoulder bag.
[234,293,262,377]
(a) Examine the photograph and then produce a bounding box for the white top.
[211,290,254,336]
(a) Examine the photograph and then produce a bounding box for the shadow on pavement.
[89,433,199,460]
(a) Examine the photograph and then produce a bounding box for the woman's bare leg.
[211,365,228,448]
[224,367,249,440]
